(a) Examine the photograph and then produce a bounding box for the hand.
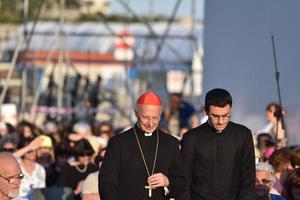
[148,173,169,188]
[74,180,84,195]
[29,137,44,150]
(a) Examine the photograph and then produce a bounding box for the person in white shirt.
[16,138,46,200]
[257,102,286,147]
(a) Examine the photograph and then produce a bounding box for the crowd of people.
[0,120,115,200]
[0,88,299,200]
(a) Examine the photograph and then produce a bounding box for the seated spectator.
[255,162,286,200]
[35,135,57,187]
[282,168,300,200]
[81,148,106,200]
[13,135,57,188]
[56,138,98,200]
[36,135,55,168]
[73,122,101,156]
[16,121,37,140]
[269,148,293,177]
[94,122,115,148]
[17,138,46,199]
[269,148,293,194]
[256,133,276,161]
[0,134,19,153]
[44,120,61,144]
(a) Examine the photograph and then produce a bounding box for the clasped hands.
[147,173,169,189]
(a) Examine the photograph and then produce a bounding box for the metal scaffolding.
[0,0,203,127]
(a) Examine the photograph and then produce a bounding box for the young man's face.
[207,104,231,132]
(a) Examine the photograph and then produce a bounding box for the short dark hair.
[205,88,232,112]
[73,139,95,159]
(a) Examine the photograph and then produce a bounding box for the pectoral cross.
[145,184,155,197]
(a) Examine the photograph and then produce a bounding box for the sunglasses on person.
[0,172,24,184]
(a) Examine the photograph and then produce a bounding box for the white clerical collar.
[136,123,153,136]
[144,132,153,136]
[207,120,223,133]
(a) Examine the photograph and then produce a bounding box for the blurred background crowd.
[0,94,299,199]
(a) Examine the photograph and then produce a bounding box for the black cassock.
[99,124,186,200]
[178,121,256,200]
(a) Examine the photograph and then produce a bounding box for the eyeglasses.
[256,178,272,185]
[209,113,231,121]
[0,172,24,184]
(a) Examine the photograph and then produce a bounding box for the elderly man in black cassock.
[178,88,256,200]
[99,92,186,200]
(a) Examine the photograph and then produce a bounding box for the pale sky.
[204,0,300,144]
[109,0,204,20]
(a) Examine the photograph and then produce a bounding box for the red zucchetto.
[136,92,162,105]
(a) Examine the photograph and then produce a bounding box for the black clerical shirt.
[99,124,186,200]
[136,125,157,176]
[179,121,256,200]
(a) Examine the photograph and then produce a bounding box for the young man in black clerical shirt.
[99,92,186,200]
[178,88,256,200]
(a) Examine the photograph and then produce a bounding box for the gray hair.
[73,122,92,136]
[256,162,277,185]
[44,121,58,134]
